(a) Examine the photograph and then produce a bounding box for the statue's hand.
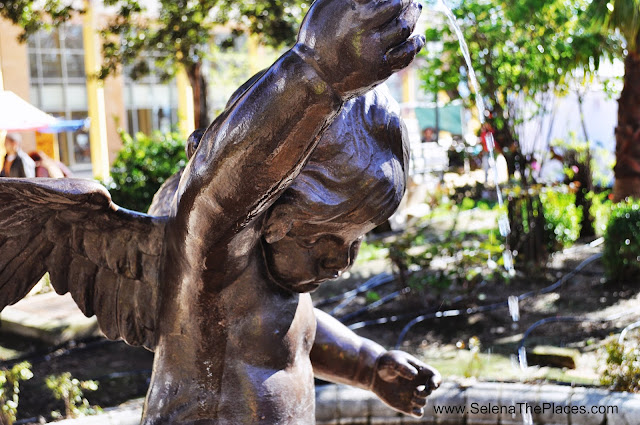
[371,350,441,417]
[294,0,424,98]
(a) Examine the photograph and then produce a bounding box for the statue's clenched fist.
[294,0,425,99]
[372,350,441,417]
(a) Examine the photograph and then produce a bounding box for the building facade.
[0,15,180,177]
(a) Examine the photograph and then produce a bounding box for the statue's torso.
[144,237,318,424]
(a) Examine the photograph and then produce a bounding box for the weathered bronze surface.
[0,0,441,423]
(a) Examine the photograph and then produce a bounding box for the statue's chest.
[220,283,316,370]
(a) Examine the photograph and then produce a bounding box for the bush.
[603,199,640,283]
[540,187,582,251]
[600,339,640,392]
[105,130,187,213]
[45,373,101,419]
[0,362,32,424]
[588,190,613,236]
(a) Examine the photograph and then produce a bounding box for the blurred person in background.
[29,151,72,178]
[1,133,35,178]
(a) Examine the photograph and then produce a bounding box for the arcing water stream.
[433,1,527,422]
[433,0,515,274]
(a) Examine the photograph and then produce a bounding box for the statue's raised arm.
[172,0,424,257]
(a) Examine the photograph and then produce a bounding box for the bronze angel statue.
[0,0,441,423]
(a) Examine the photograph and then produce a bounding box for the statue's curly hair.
[271,85,409,228]
[225,71,409,228]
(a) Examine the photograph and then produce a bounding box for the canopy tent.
[0,91,58,131]
[415,103,464,135]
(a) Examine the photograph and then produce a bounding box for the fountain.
[434,0,514,275]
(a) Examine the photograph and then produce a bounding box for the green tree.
[0,0,308,129]
[420,0,619,177]
[587,0,640,201]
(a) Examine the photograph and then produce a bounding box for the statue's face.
[262,219,371,293]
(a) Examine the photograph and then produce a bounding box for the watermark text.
[433,402,619,416]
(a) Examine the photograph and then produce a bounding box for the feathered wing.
[147,169,183,216]
[0,178,166,350]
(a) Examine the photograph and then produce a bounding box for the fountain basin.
[46,381,640,425]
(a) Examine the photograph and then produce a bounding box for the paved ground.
[0,291,99,348]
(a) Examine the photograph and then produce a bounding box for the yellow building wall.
[104,72,126,164]
[1,15,127,171]
[0,18,36,152]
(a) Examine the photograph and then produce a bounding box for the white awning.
[0,91,58,131]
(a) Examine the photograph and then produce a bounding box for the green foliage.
[460,197,476,211]
[420,0,621,157]
[0,0,308,78]
[551,133,615,188]
[0,0,77,42]
[0,362,33,424]
[600,339,640,392]
[540,187,582,251]
[383,225,509,293]
[588,190,613,236]
[365,291,381,303]
[45,373,101,419]
[354,241,388,264]
[1,0,309,125]
[603,199,640,283]
[587,0,640,51]
[105,130,187,213]
[463,336,483,378]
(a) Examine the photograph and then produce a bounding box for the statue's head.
[262,85,409,292]
[183,76,408,292]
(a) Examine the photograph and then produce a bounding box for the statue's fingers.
[391,358,419,381]
[385,35,425,72]
[409,359,442,390]
[412,395,427,408]
[380,1,422,47]
[414,385,432,398]
[378,354,418,381]
[369,0,413,27]
[411,406,425,417]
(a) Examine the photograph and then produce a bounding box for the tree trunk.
[613,42,640,201]
[187,62,210,130]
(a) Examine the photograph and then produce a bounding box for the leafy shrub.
[45,373,101,419]
[0,362,33,424]
[603,199,640,283]
[588,190,613,236]
[105,130,187,213]
[540,187,582,251]
[600,339,640,392]
[382,226,509,295]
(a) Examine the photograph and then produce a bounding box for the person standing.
[1,133,35,178]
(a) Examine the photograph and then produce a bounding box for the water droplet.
[503,250,514,271]
[518,346,528,370]
[498,213,511,237]
[508,295,520,322]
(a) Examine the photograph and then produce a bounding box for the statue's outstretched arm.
[172,0,425,256]
[0,178,165,350]
[311,308,441,418]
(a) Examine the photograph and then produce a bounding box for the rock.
[527,346,579,369]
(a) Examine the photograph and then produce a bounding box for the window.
[28,25,90,168]
[123,57,179,135]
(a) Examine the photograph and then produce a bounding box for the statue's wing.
[147,169,183,216]
[0,178,166,350]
